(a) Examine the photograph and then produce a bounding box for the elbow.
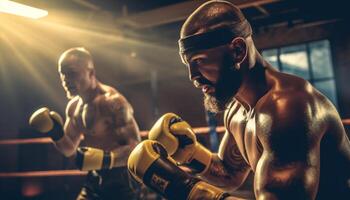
[55,144,76,157]
[53,137,78,157]
[61,149,76,157]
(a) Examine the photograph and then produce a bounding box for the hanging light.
[0,0,48,19]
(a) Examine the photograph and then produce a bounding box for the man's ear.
[229,37,247,65]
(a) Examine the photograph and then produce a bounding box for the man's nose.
[188,65,201,81]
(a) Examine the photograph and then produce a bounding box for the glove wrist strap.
[48,119,64,141]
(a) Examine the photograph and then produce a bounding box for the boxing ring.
[0,120,349,178]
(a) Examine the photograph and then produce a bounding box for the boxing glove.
[29,107,64,141]
[127,140,229,200]
[76,147,115,171]
[148,113,212,174]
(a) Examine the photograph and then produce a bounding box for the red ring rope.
[0,120,348,145]
[0,119,348,178]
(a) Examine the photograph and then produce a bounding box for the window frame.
[261,39,338,106]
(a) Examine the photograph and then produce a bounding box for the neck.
[235,51,269,109]
[80,80,101,103]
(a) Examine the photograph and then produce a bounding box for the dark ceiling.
[15,0,349,43]
[1,0,349,133]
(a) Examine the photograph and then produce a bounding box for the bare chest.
[73,100,110,137]
[226,102,263,171]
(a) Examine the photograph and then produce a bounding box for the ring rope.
[0,120,348,145]
[0,170,87,178]
[0,119,348,178]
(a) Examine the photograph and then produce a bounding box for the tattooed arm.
[200,131,251,191]
[107,94,141,167]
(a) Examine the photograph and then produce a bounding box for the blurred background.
[0,0,349,199]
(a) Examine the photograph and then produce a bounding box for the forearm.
[56,115,85,157]
[200,154,250,191]
[111,120,140,167]
[111,143,137,167]
[54,135,79,157]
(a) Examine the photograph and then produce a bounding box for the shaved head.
[58,47,94,70]
[179,1,254,113]
[181,0,247,38]
[58,47,96,99]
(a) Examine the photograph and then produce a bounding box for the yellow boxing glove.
[128,140,229,200]
[29,107,64,141]
[148,113,212,174]
[75,147,115,171]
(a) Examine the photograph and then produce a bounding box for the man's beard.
[204,54,242,113]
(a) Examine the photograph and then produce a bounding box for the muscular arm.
[201,131,251,191]
[255,95,321,200]
[108,95,141,167]
[54,98,82,157]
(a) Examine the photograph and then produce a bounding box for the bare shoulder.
[257,73,335,129]
[105,92,131,112]
[95,85,134,126]
[257,81,314,120]
[97,85,139,140]
[255,80,329,154]
[93,84,129,110]
[65,96,80,117]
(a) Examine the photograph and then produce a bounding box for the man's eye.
[194,58,205,65]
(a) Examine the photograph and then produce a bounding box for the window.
[262,40,338,107]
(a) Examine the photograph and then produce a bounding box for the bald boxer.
[30,47,141,199]
[132,1,350,200]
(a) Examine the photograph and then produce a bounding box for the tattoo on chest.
[209,142,249,178]
[225,142,249,171]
